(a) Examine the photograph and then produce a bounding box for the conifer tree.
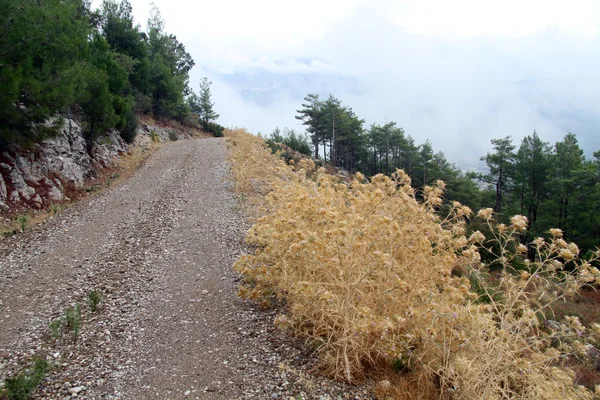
[198,77,219,125]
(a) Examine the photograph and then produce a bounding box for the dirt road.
[0,139,370,399]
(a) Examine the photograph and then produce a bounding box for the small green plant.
[16,214,29,232]
[87,291,101,312]
[2,230,16,238]
[50,204,61,216]
[168,130,179,141]
[48,318,63,339]
[149,131,159,142]
[1,358,49,400]
[64,304,81,340]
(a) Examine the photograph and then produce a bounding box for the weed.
[168,130,179,141]
[48,318,62,339]
[2,230,16,238]
[149,131,159,142]
[87,291,101,312]
[16,214,28,232]
[64,304,81,340]
[49,204,61,216]
[1,358,49,400]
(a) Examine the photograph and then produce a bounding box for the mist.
[103,0,600,169]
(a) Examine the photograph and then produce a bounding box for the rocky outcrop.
[0,117,202,213]
[0,171,7,211]
[0,119,128,212]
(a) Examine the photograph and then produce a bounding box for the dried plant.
[227,129,600,399]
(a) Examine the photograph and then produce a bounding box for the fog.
[97,0,600,169]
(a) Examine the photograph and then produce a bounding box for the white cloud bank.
[93,0,600,168]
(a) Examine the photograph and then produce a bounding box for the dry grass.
[227,128,600,399]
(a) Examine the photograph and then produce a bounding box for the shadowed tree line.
[287,93,600,254]
[0,0,221,148]
[292,94,482,207]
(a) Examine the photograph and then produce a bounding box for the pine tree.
[198,77,219,125]
[480,136,516,214]
[295,94,322,160]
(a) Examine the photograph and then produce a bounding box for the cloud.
[209,7,600,168]
[94,0,600,168]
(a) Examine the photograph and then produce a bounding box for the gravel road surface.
[0,139,372,399]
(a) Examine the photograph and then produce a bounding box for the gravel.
[0,138,373,399]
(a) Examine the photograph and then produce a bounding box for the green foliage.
[49,318,63,339]
[202,121,224,137]
[77,64,118,150]
[145,5,194,120]
[0,0,91,145]
[479,136,516,214]
[87,291,101,312]
[295,93,365,169]
[64,304,81,340]
[197,77,220,125]
[168,130,178,141]
[16,215,29,232]
[294,93,481,209]
[1,0,201,147]
[269,127,312,156]
[1,358,49,400]
[50,204,62,216]
[293,93,600,254]
[149,131,159,142]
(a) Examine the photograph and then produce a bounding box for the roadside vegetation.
[228,128,600,399]
[0,0,223,149]
[1,290,102,399]
[274,94,600,257]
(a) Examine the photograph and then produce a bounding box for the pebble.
[68,386,84,395]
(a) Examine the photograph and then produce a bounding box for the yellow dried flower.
[555,238,568,248]
[559,249,574,261]
[468,231,486,243]
[227,128,598,398]
[568,242,579,256]
[532,237,545,247]
[549,228,563,238]
[460,205,472,217]
[510,215,528,232]
[477,208,494,220]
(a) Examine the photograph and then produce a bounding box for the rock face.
[0,118,200,213]
[0,119,128,212]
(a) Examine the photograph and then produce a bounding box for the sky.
[93,0,600,169]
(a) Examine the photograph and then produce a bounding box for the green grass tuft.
[87,291,101,312]
[1,358,49,400]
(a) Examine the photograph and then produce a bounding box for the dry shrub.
[226,128,296,219]
[227,129,600,399]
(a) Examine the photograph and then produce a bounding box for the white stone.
[68,386,84,395]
